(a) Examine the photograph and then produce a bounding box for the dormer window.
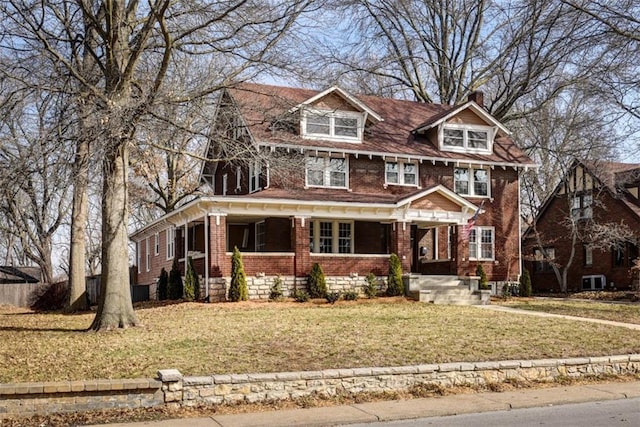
[441,124,493,154]
[302,109,363,142]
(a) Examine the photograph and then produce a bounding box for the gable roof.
[526,159,640,237]
[0,266,41,284]
[224,83,535,169]
[412,101,511,136]
[286,85,384,124]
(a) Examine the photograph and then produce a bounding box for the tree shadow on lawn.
[0,324,88,333]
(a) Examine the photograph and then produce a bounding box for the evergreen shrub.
[168,257,184,300]
[386,253,404,296]
[307,262,327,298]
[228,246,248,301]
[363,272,378,299]
[520,268,532,297]
[157,268,168,300]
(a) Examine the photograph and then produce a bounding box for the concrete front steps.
[405,274,490,305]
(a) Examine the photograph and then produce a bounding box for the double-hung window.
[255,221,265,251]
[571,193,592,219]
[454,167,489,197]
[303,109,362,142]
[166,227,175,260]
[145,238,150,272]
[469,227,494,261]
[442,125,492,153]
[154,233,159,256]
[306,156,347,188]
[249,161,261,193]
[309,220,353,254]
[385,161,418,186]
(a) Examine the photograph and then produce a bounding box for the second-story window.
[306,156,348,188]
[571,193,592,219]
[442,125,492,153]
[303,109,362,142]
[385,161,418,186]
[249,161,261,193]
[454,167,489,197]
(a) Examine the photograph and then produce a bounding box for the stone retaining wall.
[1,355,638,419]
[206,275,385,302]
[0,378,162,419]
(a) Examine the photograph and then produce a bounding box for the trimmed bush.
[520,268,532,297]
[269,276,285,301]
[386,253,404,296]
[325,291,341,304]
[363,272,378,299]
[168,257,184,300]
[292,288,309,302]
[228,246,248,302]
[307,263,327,298]
[476,264,489,290]
[343,290,359,301]
[157,268,169,301]
[184,257,199,301]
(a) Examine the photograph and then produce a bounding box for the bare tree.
[0,89,73,285]
[0,0,313,329]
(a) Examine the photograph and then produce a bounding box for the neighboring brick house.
[131,83,535,300]
[524,159,640,293]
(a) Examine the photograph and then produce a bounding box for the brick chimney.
[467,91,484,107]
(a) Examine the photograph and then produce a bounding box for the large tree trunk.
[66,138,89,312]
[90,141,138,330]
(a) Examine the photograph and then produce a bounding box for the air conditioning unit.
[582,275,606,290]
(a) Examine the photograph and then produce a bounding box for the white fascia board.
[287,86,383,123]
[258,141,538,170]
[414,102,511,136]
[396,185,479,211]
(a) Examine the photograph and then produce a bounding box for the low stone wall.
[206,275,385,302]
[159,354,640,407]
[0,378,162,419]
[2,355,638,420]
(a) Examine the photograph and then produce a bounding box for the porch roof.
[130,185,480,239]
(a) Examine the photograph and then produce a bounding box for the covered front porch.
[160,185,481,301]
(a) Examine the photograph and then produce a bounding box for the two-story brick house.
[524,159,640,293]
[131,83,535,301]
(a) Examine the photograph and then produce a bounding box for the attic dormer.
[413,92,510,155]
[289,86,382,143]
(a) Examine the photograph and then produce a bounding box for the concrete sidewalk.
[89,381,640,427]
[478,304,640,330]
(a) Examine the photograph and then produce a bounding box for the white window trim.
[235,166,242,191]
[305,156,349,189]
[137,241,142,273]
[301,108,363,143]
[145,238,150,272]
[469,226,495,261]
[385,160,419,187]
[154,233,159,256]
[255,221,266,251]
[439,123,493,154]
[309,219,354,254]
[454,166,491,198]
[222,174,228,196]
[584,245,593,266]
[166,226,175,260]
[249,161,261,193]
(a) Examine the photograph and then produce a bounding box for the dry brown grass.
[2,298,640,383]
[499,298,640,324]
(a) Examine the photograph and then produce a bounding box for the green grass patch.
[1,299,639,383]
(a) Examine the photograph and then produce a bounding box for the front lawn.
[499,299,640,324]
[2,298,639,383]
